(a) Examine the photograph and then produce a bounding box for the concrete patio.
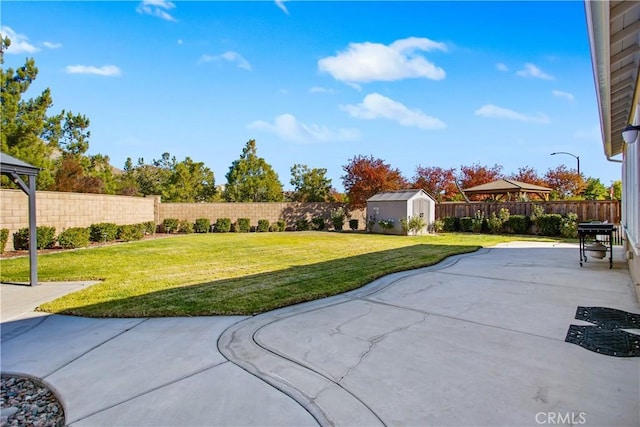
[2,242,639,426]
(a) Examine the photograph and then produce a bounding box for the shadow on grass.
[37,244,480,318]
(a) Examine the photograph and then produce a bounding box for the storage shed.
[367,189,436,235]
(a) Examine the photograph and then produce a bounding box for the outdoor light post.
[551,151,580,176]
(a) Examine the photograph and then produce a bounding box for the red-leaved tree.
[544,165,585,199]
[509,166,548,187]
[342,155,408,210]
[412,165,458,202]
[458,163,503,190]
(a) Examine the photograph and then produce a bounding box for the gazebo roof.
[463,179,551,201]
[0,152,40,176]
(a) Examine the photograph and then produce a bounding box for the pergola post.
[28,174,38,286]
[1,152,41,286]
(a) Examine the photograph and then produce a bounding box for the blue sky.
[1,0,622,191]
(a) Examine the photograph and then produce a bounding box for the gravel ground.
[1,375,64,427]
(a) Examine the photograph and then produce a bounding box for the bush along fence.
[436,204,621,241]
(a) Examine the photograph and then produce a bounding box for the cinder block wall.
[0,189,367,251]
[0,190,157,250]
[159,202,366,229]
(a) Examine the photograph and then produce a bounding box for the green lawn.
[0,232,555,317]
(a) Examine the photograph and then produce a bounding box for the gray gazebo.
[0,152,40,286]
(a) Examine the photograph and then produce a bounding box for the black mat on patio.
[565,325,640,357]
[574,306,640,330]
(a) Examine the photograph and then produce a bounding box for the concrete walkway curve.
[2,242,639,426]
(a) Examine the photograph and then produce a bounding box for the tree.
[583,177,608,200]
[544,165,585,199]
[1,36,55,188]
[611,180,622,200]
[509,166,547,187]
[1,35,108,192]
[458,163,503,190]
[224,140,284,202]
[290,164,332,202]
[341,155,408,210]
[412,165,458,202]
[163,157,216,202]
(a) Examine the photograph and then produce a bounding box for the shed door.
[412,198,429,219]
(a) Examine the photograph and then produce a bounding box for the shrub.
[530,204,545,227]
[90,223,119,242]
[432,219,444,233]
[331,207,346,231]
[400,216,426,235]
[296,219,309,231]
[143,221,156,235]
[162,218,179,233]
[507,215,531,234]
[38,226,57,249]
[459,217,473,232]
[442,217,460,232]
[58,227,90,249]
[471,211,485,233]
[13,226,57,250]
[237,218,251,233]
[366,215,377,232]
[257,219,270,232]
[194,218,210,233]
[537,214,563,236]
[1,228,8,253]
[378,219,395,233]
[311,217,325,231]
[13,228,29,250]
[276,219,286,232]
[268,224,278,232]
[349,219,359,231]
[118,224,145,241]
[487,209,509,234]
[215,218,232,233]
[560,213,578,238]
[178,220,194,234]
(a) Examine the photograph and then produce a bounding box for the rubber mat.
[565,306,640,357]
[565,325,640,357]
[574,306,640,330]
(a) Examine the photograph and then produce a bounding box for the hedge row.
[159,216,359,233]
[439,211,578,238]
[11,221,156,250]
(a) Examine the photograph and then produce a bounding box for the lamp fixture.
[621,124,640,144]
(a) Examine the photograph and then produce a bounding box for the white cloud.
[309,86,334,94]
[573,125,600,141]
[136,0,177,22]
[516,63,554,80]
[0,26,39,54]
[318,37,447,84]
[275,0,289,15]
[198,51,252,71]
[496,63,509,72]
[43,41,62,49]
[249,113,360,143]
[552,89,575,102]
[474,104,550,124]
[341,93,446,130]
[65,65,122,77]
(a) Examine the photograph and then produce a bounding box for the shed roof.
[367,189,435,202]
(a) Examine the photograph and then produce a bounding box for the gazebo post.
[28,174,38,286]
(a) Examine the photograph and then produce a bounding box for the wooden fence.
[435,200,621,223]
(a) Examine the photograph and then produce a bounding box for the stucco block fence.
[0,189,365,250]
